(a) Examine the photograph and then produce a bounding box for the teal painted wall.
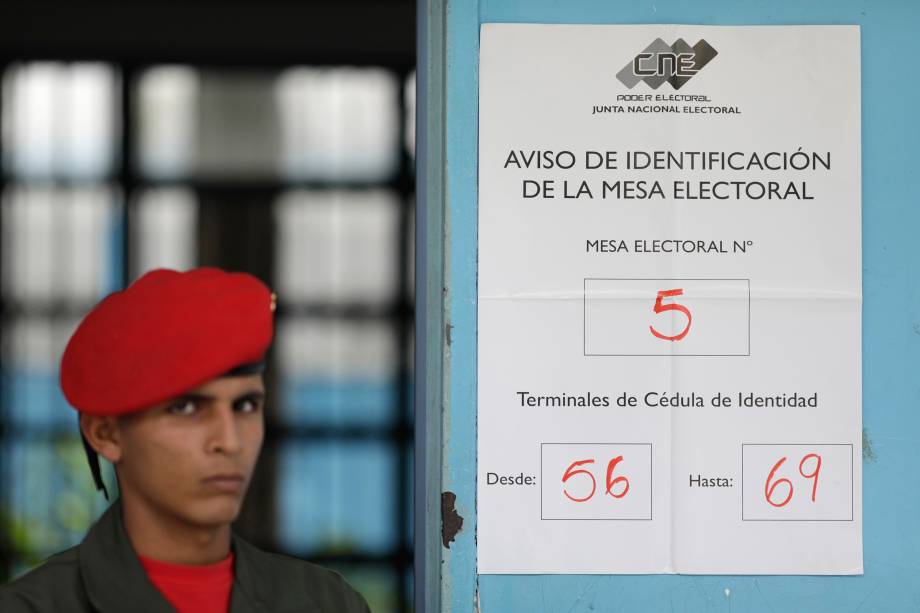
[441,0,920,610]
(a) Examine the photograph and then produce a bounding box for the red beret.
[61,268,275,416]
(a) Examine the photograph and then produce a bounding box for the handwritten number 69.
[764,453,822,507]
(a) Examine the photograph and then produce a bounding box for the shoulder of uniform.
[233,537,370,612]
[0,546,91,611]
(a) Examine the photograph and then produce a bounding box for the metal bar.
[0,59,8,583]
[394,64,414,613]
[119,62,135,286]
[0,3,415,70]
[415,0,446,610]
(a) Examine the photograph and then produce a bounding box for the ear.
[80,414,124,464]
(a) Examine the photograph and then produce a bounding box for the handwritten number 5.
[561,459,596,502]
[650,288,692,341]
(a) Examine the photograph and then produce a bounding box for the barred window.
[0,58,415,613]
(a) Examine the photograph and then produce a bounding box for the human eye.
[234,396,262,414]
[168,398,198,416]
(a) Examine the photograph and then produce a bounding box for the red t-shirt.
[139,552,235,613]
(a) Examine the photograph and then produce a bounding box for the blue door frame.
[415,1,920,610]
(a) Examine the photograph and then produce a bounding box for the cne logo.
[616,38,718,90]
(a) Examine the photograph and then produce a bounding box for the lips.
[202,474,245,494]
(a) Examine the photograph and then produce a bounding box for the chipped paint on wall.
[442,491,464,548]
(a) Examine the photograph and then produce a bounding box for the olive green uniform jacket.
[0,503,371,613]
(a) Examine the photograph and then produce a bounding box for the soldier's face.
[113,374,266,528]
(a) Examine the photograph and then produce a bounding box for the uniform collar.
[228,536,271,612]
[77,501,313,613]
[229,534,322,613]
[78,502,175,613]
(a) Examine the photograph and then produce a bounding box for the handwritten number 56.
[562,456,629,503]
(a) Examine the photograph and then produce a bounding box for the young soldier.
[0,268,371,613]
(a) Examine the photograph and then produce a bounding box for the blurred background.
[0,2,416,611]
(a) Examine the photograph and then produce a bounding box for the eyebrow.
[178,390,267,403]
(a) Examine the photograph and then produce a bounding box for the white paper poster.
[477,24,861,574]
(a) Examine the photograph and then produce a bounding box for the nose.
[208,404,242,455]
